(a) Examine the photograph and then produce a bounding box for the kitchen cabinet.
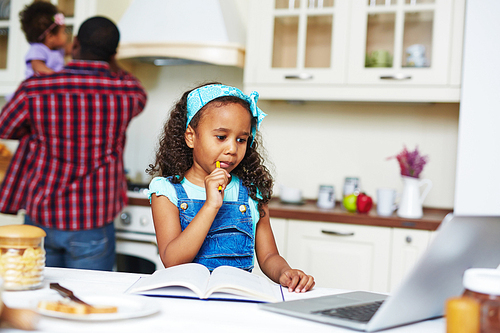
[348,0,457,86]
[244,0,465,102]
[244,0,349,86]
[286,220,392,293]
[0,0,97,96]
[269,217,288,258]
[252,217,288,279]
[266,217,437,293]
[389,227,432,292]
[0,0,29,95]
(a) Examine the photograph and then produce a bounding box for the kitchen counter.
[1,267,446,333]
[268,199,452,231]
[129,195,452,231]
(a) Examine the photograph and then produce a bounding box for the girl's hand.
[204,167,230,208]
[279,269,315,293]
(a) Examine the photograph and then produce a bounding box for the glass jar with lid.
[0,225,46,290]
[463,268,500,333]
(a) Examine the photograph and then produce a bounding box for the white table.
[2,268,445,333]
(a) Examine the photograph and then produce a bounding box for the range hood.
[116,0,246,68]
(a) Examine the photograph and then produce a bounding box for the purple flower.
[388,146,428,178]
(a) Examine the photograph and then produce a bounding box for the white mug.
[377,188,397,216]
[279,184,303,204]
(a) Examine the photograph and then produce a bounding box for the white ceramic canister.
[317,185,335,209]
[343,177,360,198]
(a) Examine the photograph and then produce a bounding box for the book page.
[126,263,210,298]
[206,266,283,302]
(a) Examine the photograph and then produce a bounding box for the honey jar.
[446,296,480,333]
[0,225,46,290]
[462,268,500,333]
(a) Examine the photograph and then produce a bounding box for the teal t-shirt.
[147,175,261,228]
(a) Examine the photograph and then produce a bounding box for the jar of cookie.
[0,225,46,290]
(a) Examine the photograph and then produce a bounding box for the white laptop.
[260,215,500,331]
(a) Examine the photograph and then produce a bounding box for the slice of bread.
[37,300,117,315]
[38,300,89,314]
[89,305,118,314]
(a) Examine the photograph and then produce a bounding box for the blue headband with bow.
[186,84,267,146]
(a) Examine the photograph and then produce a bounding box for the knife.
[49,283,93,308]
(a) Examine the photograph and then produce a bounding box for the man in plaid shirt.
[0,17,147,270]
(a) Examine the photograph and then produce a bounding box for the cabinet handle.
[380,74,412,80]
[321,230,355,236]
[285,73,313,80]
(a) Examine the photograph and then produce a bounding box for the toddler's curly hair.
[147,82,274,217]
[19,1,61,43]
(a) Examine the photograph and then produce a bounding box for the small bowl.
[280,185,303,204]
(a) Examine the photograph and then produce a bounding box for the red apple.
[356,193,373,213]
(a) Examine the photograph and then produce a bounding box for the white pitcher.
[397,176,432,219]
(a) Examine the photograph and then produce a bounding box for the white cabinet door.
[0,0,31,95]
[287,220,391,293]
[389,228,431,292]
[245,0,349,86]
[245,0,465,102]
[348,0,455,86]
[252,218,288,279]
[270,217,288,259]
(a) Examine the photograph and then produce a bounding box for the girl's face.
[186,102,252,179]
[46,25,68,50]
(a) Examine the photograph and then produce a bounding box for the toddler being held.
[147,83,315,293]
[19,1,69,77]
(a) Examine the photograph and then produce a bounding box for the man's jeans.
[25,215,115,271]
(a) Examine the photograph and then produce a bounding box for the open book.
[125,263,284,303]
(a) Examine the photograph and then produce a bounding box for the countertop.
[129,195,452,231]
[1,267,446,333]
[268,199,452,231]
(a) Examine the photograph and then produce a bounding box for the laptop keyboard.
[312,300,384,323]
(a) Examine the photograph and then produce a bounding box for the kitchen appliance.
[117,0,246,68]
[114,183,163,274]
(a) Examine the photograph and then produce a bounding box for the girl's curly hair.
[19,1,61,43]
[147,82,274,217]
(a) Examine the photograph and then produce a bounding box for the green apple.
[343,193,358,212]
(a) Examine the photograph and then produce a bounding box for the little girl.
[147,83,315,293]
[19,1,68,77]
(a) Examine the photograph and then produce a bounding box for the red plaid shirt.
[0,60,147,230]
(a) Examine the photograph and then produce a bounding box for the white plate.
[36,294,160,321]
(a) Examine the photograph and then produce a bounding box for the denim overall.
[172,179,255,272]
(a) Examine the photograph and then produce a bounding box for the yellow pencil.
[216,161,222,192]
